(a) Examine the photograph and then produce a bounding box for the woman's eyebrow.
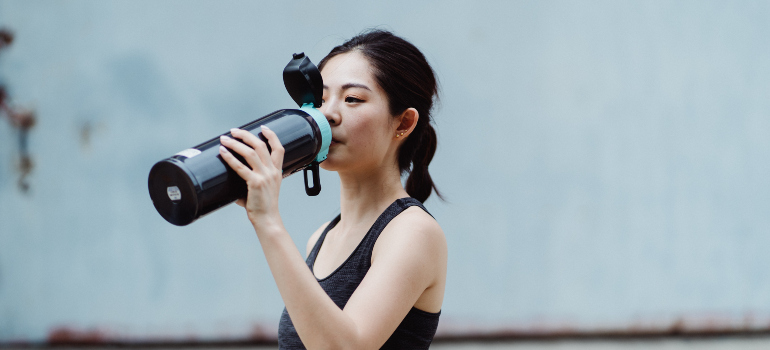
[342,83,371,91]
[322,83,372,91]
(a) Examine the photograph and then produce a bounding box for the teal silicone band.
[301,103,331,162]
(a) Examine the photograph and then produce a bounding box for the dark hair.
[319,29,441,203]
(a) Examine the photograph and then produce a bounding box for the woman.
[218,29,446,349]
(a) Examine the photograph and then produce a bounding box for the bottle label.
[167,186,182,201]
[175,148,201,158]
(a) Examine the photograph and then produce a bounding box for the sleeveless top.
[277,197,441,349]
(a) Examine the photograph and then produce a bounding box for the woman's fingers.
[219,126,285,185]
[259,125,285,169]
[229,128,275,169]
[219,135,262,172]
[220,128,284,221]
[219,144,257,180]
[220,133,267,173]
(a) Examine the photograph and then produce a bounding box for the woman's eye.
[345,96,364,103]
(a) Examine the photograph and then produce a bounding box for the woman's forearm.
[253,220,364,350]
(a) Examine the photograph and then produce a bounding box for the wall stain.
[0,27,36,193]
[77,119,106,152]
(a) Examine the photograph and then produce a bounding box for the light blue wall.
[1,0,769,342]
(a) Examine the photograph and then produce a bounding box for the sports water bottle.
[148,53,331,226]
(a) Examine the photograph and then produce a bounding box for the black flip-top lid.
[283,52,323,108]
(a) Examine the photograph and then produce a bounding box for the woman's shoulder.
[393,204,442,234]
[375,205,446,261]
[370,205,447,310]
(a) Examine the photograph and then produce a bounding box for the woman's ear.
[395,108,419,139]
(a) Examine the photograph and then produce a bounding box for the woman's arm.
[219,127,446,349]
[343,207,446,344]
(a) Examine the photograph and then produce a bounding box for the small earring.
[396,134,400,138]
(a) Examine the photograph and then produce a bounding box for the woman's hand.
[218,126,285,231]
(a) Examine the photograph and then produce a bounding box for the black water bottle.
[148,53,331,226]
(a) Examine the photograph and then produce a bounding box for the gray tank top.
[278,197,441,349]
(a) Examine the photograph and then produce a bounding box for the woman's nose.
[326,113,339,126]
[321,100,341,126]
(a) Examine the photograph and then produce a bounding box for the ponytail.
[404,122,441,203]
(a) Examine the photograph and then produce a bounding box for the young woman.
[218,30,446,349]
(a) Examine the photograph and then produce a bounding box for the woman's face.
[318,51,398,173]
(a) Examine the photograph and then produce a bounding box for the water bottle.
[148,53,331,226]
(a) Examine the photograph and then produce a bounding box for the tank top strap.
[305,197,431,270]
[306,215,341,269]
[356,197,432,265]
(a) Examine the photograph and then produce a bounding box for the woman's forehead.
[321,51,376,89]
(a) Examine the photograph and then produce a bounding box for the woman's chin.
[320,155,357,173]
[320,148,344,170]
[319,158,340,171]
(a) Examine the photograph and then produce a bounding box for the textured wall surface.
[1,0,769,343]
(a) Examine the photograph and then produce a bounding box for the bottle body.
[148,108,323,226]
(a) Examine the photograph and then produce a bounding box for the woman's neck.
[336,163,408,228]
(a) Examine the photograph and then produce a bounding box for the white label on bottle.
[175,148,201,158]
[167,186,182,201]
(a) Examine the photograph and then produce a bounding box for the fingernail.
[220,135,230,140]
[230,128,239,133]
[219,145,227,152]
[261,125,270,130]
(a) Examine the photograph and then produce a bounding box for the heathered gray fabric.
[278,197,440,349]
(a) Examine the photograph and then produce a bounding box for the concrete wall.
[1,0,769,343]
